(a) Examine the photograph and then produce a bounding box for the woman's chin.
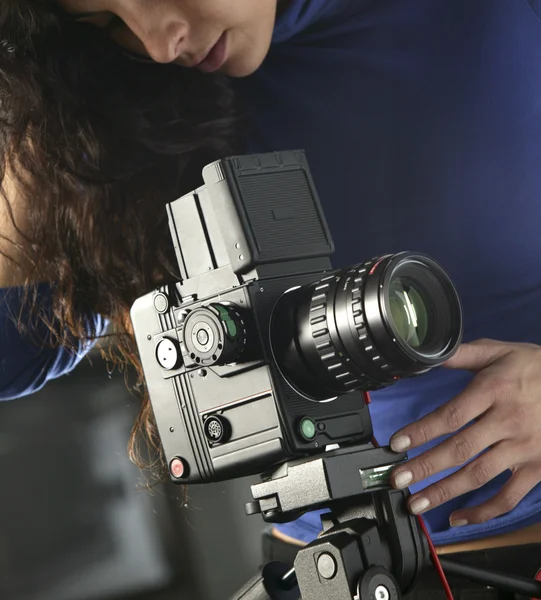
[220,47,270,78]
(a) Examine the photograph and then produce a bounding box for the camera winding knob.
[182,303,246,366]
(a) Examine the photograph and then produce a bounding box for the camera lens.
[270,252,463,401]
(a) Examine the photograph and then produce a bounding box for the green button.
[300,418,317,441]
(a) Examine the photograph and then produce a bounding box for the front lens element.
[379,257,460,360]
[388,276,429,350]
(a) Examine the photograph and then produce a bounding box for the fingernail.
[450,518,469,528]
[410,497,430,514]
[391,435,411,452]
[394,470,413,489]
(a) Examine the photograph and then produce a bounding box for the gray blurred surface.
[0,349,267,600]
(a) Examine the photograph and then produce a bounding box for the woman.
[2,1,541,597]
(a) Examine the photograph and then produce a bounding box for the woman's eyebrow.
[65,10,120,28]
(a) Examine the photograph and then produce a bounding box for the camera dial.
[182,303,246,367]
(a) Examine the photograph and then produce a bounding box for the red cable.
[363,392,454,599]
[418,515,454,600]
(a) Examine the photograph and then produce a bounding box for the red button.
[170,457,186,479]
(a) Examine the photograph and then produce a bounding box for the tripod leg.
[228,562,300,600]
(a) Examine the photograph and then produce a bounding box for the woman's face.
[57,0,279,77]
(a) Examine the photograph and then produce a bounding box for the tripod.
[230,444,541,600]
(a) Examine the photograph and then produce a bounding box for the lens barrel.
[270,252,463,401]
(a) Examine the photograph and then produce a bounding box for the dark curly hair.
[0,0,240,479]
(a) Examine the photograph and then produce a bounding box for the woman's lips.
[196,32,228,73]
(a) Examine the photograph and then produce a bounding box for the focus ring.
[350,260,391,373]
[309,277,362,390]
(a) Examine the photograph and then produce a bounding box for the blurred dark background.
[0,343,268,600]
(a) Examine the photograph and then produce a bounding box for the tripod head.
[231,443,541,600]
[236,444,426,600]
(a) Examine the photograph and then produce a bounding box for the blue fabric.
[234,0,541,545]
[0,284,108,400]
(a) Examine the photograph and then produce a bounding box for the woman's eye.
[71,10,149,61]
[73,12,116,28]
[106,15,128,32]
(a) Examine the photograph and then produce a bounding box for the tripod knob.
[357,567,399,600]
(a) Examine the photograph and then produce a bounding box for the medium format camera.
[130,150,462,484]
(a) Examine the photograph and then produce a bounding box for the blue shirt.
[0,284,108,399]
[2,0,541,546]
[234,0,541,545]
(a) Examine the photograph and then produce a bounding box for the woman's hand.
[389,339,541,527]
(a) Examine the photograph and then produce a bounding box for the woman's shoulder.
[0,283,109,401]
[272,0,363,44]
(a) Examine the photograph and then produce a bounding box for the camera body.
[130,151,373,484]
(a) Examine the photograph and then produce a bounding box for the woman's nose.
[140,19,188,63]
